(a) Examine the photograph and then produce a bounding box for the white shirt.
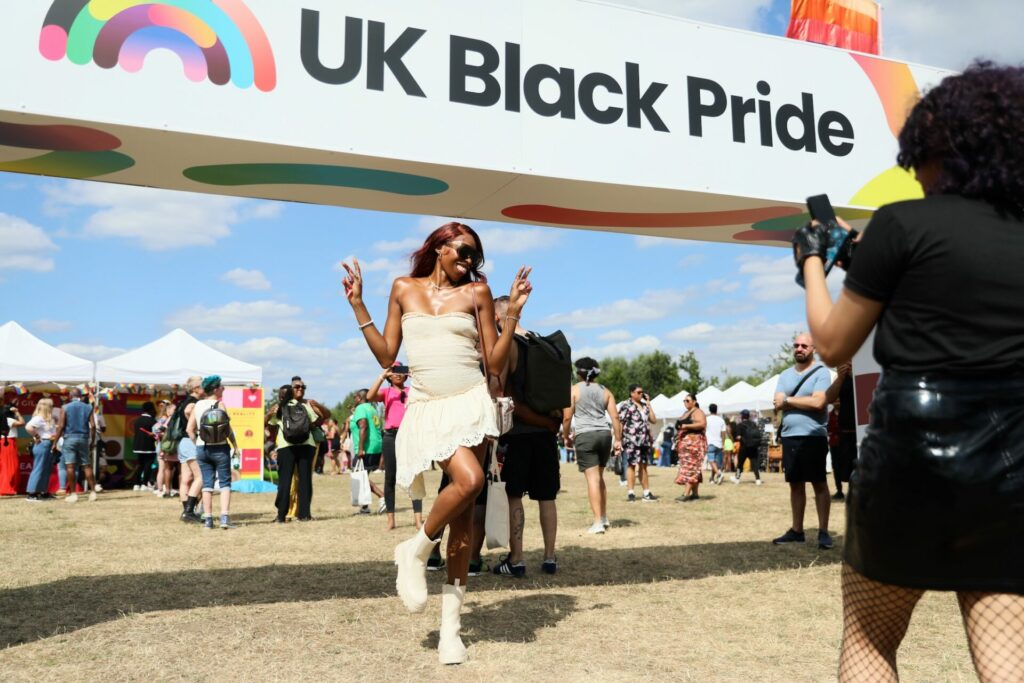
[705,414,726,449]
[27,416,57,440]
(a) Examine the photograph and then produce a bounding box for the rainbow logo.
[39,0,276,92]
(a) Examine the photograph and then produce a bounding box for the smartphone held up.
[794,194,854,288]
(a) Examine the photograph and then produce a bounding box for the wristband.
[358,320,374,330]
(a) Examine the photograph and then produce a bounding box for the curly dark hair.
[897,61,1024,217]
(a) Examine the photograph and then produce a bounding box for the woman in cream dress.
[341,222,532,665]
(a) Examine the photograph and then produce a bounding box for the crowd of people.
[7,62,1022,678]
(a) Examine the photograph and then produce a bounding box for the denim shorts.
[706,445,724,468]
[177,437,197,463]
[61,435,90,466]
[196,444,232,492]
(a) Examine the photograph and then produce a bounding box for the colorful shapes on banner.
[39,0,277,92]
[734,207,874,243]
[0,121,122,152]
[849,166,923,208]
[183,163,450,196]
[0,150,135,178]
[501,204,802,228]
[850,53,920,138]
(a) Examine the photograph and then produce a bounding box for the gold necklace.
[429,278,454,291]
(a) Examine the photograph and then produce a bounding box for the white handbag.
[484,442,510,549]
[350,459,371,507]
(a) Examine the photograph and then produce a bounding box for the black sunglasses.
[793,344,811,349]
[447,241,482,267]
[292,384,306,390]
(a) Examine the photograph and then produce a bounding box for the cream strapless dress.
[395,312,499,490]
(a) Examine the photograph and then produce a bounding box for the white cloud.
[679,254,708,268]
[205,336,380,403]
[598,329,633,342]
[705,278,741,294]
[164,301,310,336]
[739,255,803,303]
[221,268,271,291]
[539,287,695,329]
[604,0,772,30]
[882,1,1024,71]
[574,335,662,360]
[475,226,561,255]
[31,319,72,334]
[43,183,278,250]
[0,213,57,272]
[373,237,422,253]
[57,343,126,361]
[666,322,715,341]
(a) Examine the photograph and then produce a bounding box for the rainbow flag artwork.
[786,0,881,55]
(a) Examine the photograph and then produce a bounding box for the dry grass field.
[2,464,978,682]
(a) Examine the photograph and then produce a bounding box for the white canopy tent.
[94,329,261,386]
[718,381,760,415]
[650,393,684,421]
[695,386,726,410]
[0,321,94,387]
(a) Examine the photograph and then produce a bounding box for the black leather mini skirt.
[844,371,1024,593]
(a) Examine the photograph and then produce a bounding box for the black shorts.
[500,431,560,501]
[361,452,382,472]
[782,436,828,483]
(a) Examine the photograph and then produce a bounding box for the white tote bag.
[350,460,371,507]
[484,442,510,549]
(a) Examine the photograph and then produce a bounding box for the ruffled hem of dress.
[396,429,496,489]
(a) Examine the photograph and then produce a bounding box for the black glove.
[792,222,827,270]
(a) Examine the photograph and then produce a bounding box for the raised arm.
[366,368,391,403]
[475,277,528,379]
[341,259,404,368]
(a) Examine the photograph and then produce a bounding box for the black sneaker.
[426,552,446,572]
[39,493,56,500]
[467,558,490,577]
[180,511,202,524]
[358,506,371,515]
[772,528,806,545]
[818,530,834,550]
[493,555,526,578]
[642,492,658,502]
[541,559,557,575]
[832,491,845,501]
[627,491,636,502]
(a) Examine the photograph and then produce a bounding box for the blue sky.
[2,0,1019,404]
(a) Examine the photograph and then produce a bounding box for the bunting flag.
[786,0,881,55]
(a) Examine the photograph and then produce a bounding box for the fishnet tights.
[839,565,1024,682]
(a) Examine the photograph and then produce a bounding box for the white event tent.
[94,328,261,386]
[650,393,684,421]
[0,321,94,387]
[695,386,726,410]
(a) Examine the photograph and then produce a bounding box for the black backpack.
[199,401,232,444]
[511,331,572,413]
[161,396,196,454]
[281,402,311,444]
[737,420,762,448]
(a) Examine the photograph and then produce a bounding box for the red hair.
[409,222,487,283]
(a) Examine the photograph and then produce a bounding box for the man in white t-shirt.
[704,404,727,485]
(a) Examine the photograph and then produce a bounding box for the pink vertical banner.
[223,387,264,480]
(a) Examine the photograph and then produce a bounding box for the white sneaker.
[133,485,141,491]
[755,479,763,486]
[587,522,606,534]
[618,480,627,487]
[732,476,741,484]
[88,491,97,502]
[66,493,78,504]
[601,516,610,529]
[94,484,103,493]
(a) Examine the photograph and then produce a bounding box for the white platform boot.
[438,580,468,665]
[394,528,438,613]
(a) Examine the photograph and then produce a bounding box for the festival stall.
[0,321,94,495]
[93,329,265,488]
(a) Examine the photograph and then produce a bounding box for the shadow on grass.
[0,538,841,647]
[422,593,580,649]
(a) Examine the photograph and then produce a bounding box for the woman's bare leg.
[584,466,603,523]
[838,564,924,682]
[957,591,1024,683]
[424,445,486,539]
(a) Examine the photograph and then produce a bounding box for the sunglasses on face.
[793,344,811,349]
[447,241,482,267]
[292,384,306,391]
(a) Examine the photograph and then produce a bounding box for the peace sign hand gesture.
[340,258,364,306]
[508,266,533,313]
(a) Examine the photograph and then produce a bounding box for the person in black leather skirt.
[793,61,1024,682]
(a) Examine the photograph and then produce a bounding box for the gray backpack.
[199,401,231,444]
